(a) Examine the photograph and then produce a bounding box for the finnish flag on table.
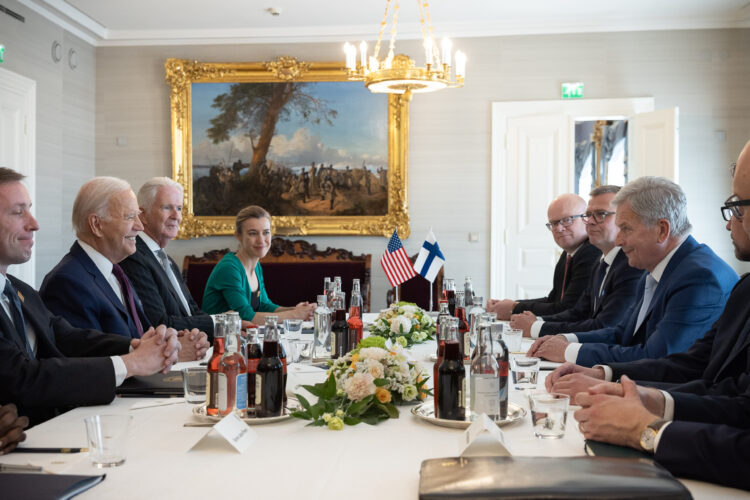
[413,229,445,283]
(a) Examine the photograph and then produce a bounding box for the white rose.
[390,316,412,334]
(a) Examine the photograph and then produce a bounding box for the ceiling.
[16,0,750,46]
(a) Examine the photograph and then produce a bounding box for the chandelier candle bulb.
[442,38,451,67]
[360,41,368,69]
[455,50,466,78]
[424,37,433,67]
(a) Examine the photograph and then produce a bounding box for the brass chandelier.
[344,0,466,95]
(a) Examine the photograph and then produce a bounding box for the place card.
[458,413,511,457]
[188,413,256,453]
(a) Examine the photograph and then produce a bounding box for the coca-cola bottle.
[218,330,247,417]
[491,322,509,420]
[256,318,283,417]
[246,327,262,412]
[437,320,466,421]
[442,278,457,316]
[434,317,458,418]
[331,291,348,359]
[205,314,226,416]
[470,323,500,421]
[265,316,287,407]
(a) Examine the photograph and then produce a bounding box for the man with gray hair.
[119,177,235,340]
[40,177,209,360]
[528,176,737,366]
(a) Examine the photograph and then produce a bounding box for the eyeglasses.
[721,195,750,221]
[545,214,584,231]
[581,210,616,224]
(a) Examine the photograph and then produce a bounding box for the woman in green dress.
[202,205,315,323]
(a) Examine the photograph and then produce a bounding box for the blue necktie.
[634,275,658,333]
[592,260,609,311]
[3,280,34,357]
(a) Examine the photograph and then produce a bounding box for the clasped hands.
[123,325,209,377]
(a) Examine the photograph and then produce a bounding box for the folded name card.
[188,413,256,453]
[459,413,511,457]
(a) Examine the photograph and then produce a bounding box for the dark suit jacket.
[0,275,130,426]
[655,421,750,491]
[539,249,644,335]
[607,274,750,427]
[119,236,214,338]
[574,236,738,367]
[513,239,601,316]
[40,242,151,338]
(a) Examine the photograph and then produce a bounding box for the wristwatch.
[639,419,669,452]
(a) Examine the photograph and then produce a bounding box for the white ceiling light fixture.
[343,0,465,95]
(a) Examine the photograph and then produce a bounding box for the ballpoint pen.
[12,447,88,453]
[0,463,43,471]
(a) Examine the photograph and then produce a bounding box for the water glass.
[529,392,569,439]
[289,339,312,364]
[181,367,207,404]
[84,415,132,467]
[511,356,540,390]
[283,319,304,340]
[502,328,523,352]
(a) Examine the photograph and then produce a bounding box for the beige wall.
[95,29,750,310]
[0,0,96,286]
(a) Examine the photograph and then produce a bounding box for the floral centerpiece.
[368,301,436,347]
[291,336,431,430]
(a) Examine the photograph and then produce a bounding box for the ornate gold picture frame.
[165,57,410,238]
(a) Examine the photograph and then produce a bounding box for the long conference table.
[4,314,750,499]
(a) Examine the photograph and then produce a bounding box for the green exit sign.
[0,45,4,64]
[562,82,584,99]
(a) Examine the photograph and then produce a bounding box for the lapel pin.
[17,291,24,303]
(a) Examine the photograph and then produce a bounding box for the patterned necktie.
[3,280,34,356]
[560,254,573,300]
[593,260,610,310]
[111,264,144,338]
[156,249,192,316]
[634,275,658,333]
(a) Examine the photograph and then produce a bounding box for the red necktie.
[560,255,572,300]
[112,264,144,338]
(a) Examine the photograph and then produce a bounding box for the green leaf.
[302,383,325,398]
[320,373,337,400]
[360,413,389,425]
[295,393,312,412]
[375,402,399,419]
[309,403,322,419]
[343,416,361,426]
[290,410,311,420]
[373,378,389,387]
[348,396,373,416]
[308,420,325,427]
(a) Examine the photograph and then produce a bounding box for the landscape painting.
[166,58,410,238]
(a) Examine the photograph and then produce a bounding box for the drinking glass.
[289,339,312,364]
[283,319,304,340]
[181,367,207,404]
[529,392,569,439]
[84,415,132,468]
[502,328,523,352]
[511,356,540,390]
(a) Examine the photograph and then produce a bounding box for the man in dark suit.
[509,185,644,337]
[0,168,180,425]
[39,177,209,360]
[119,177,235,340]
[487,193,601,320]
[529,176,738,366]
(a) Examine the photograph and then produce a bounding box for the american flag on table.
[380,229,416,287]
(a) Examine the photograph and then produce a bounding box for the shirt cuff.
[564,343,582,363]
[529,320,545,339]
[110,356,128,386]
[653,421,672,453]
[661,391,674,420]
[594,364,613,382]
[562,333,578,343]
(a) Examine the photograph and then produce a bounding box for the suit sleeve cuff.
[530,320,545,339]
[111,356,128,386]
[593,364,613,381]
[564,343,582,363]
[653,421,672,453]
[210,315,217,328]
[562,333,578,343]
[661,391,674,420]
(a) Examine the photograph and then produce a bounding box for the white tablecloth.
[4,322,749,499]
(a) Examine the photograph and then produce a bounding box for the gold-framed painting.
[165,57,410,238]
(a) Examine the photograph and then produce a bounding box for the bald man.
[488,193,601,320]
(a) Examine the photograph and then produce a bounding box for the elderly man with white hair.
[40,177,209,360]
[119,177,245,340]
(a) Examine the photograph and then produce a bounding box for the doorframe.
[0,68,37,285]
[490,97,654,299]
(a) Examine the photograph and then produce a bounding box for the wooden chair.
[183,238,372,312]
[385,254,444,311]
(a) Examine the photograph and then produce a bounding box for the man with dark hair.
[529,176,738,366]
[510,185,644,337]
[0,168,180,425]
[488,193,601,320]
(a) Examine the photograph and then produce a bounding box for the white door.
[0,68,36,285]
[628,108,679,181]
[503,114,570,300]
